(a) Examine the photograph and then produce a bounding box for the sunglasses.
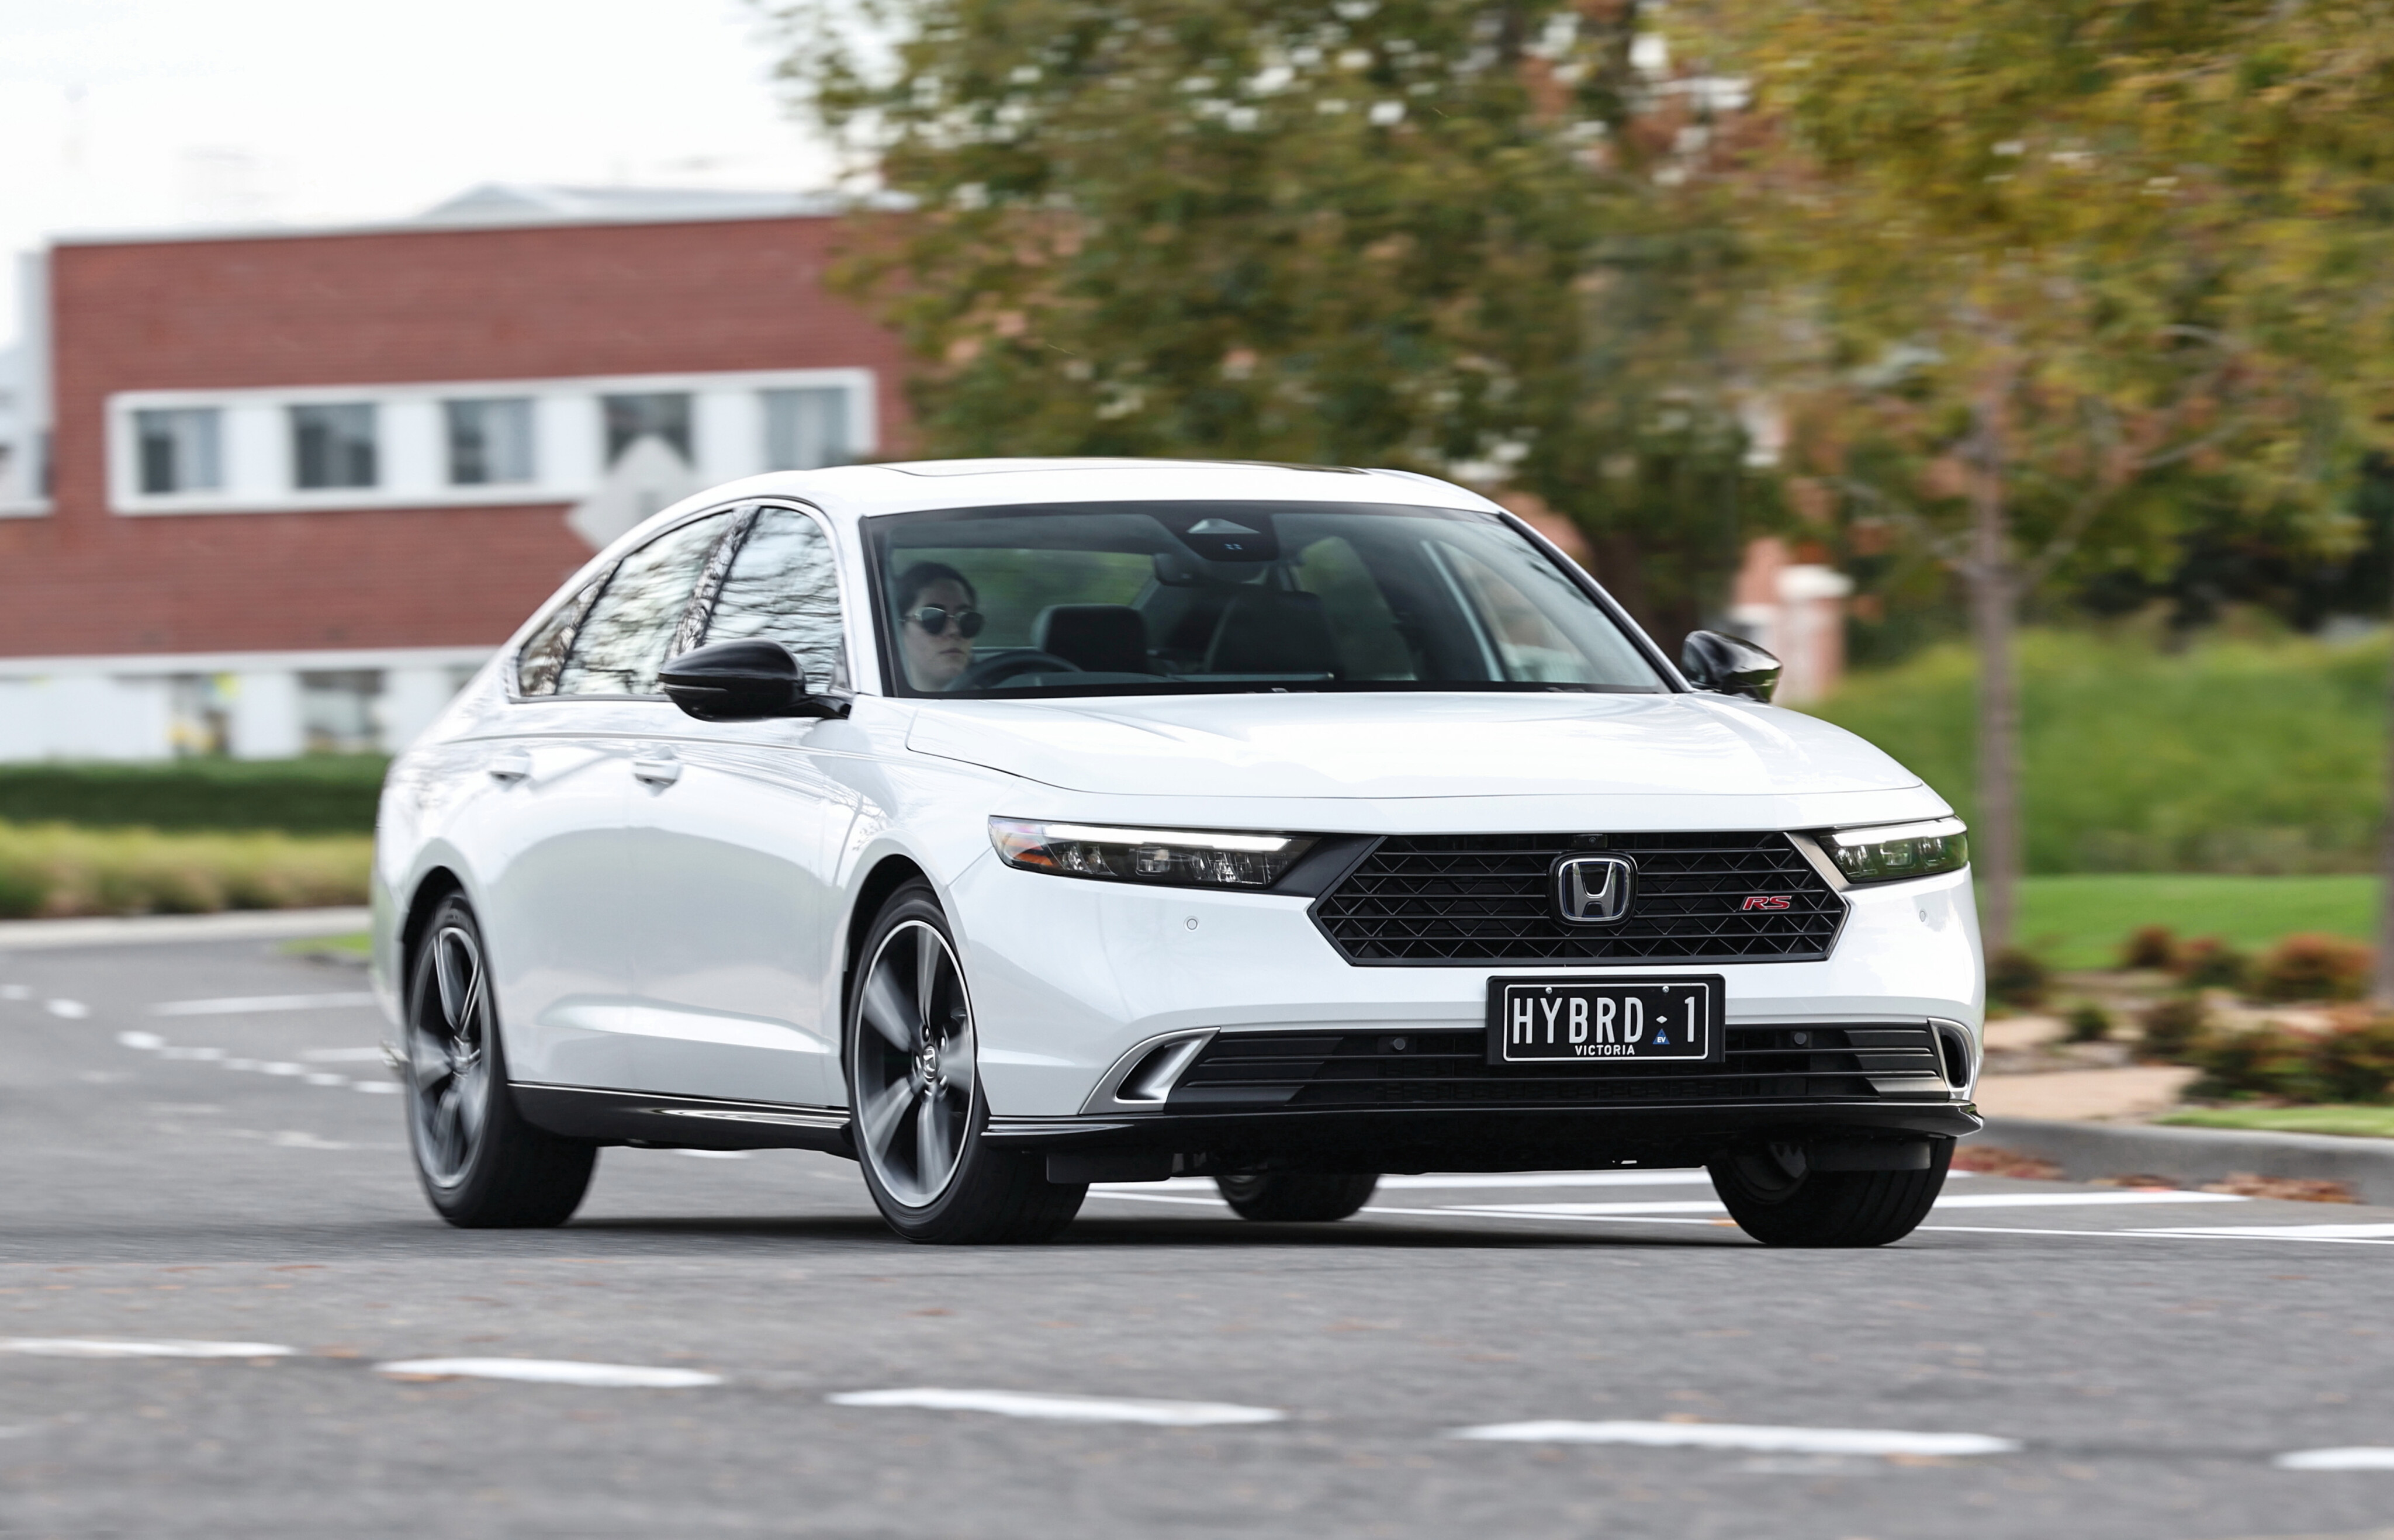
[902,605,986,639]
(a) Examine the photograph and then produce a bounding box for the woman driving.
[892,562,984,691]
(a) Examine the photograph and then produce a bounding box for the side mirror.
[1680,630,1781,703]
[660,639,846,722]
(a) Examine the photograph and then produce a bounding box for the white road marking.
[1450,1419,2021,1456]
[376,1358,722,1388]
[670,1149,750,1160]
[354,1081,400,1095]
[44,999,88,1019]
[1084,1191,1232,1207]
[1453,1191,2249,1220]
[303,1073,349,1088]
[3,1337,292,1358]
[151,992,379,1016]
[300,1047,389,1063]
[115,1030,166,1050]
[158,1046,224,1061]
[0,984,29,999]
[2141,1223,2394,1241]
[828,1387,1285,1425]
[2275,1447,2394,1470]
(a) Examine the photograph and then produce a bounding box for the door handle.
[630,748,683,787]
[486,750,532,781]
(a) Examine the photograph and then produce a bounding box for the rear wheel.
[846,883,1084,1244]
[403,895,595,1227]
[1707,1139,1950,1247]
[1216,1172,1379,1222]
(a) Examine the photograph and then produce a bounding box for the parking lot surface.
[4,932,2391,1539]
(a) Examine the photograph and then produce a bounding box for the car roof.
[649,457,1508,533]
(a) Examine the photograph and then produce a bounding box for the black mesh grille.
[1312,832,1843,965]
[1168,1025,1945,1111]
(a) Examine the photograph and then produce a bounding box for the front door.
[616,504,859,1108]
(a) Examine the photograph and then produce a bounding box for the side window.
[555,512,735,697]
[516,579,601,696]
[701,508,847,691]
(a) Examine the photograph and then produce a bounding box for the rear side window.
[553,512,735,697]
[701,507,849,693]
[515,580,598,697]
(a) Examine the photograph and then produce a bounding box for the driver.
[892,562,984,691]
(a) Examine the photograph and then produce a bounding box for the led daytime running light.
[990,818,1314,890]
[1821,817,1969,884]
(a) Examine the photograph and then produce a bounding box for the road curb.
[0,908,370,950]
[1972,1115,2394,1206]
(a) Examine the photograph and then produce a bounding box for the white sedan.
[371,458,1982,1247]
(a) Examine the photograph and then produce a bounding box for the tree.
[758,0,1781,643]
[1690,0,2394,952]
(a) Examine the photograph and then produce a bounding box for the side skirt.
[513,1082,854,1155]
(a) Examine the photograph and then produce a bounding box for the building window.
[300,670,384,753]
[292,403,378,489]
[167,674,234,757]
[603,393,692,466]
[445,397,536,485]
[136,409,224,494]
[762,387,850,471]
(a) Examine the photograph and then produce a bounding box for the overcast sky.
[0,0,843,344]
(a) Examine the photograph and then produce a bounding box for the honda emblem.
[1553,854,1637,925]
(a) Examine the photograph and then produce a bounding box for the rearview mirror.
[660,639,846,722]
[1680,631,1781,703]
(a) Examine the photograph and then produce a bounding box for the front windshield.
[867,500,1666,698]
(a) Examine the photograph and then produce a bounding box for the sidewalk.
[0,908,369,950]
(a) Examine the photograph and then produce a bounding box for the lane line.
[2276,1448,2394,1471]
[151,992,379,1016]
[1451,1191,2250,1220]
[1449,1419,2020,1456]
[828,1387,1284,1425]
[3,1338,293,1358]
[2140,1223,2394,1241]
[300,1047,389,1063]
[376,1358,722,1388]
[44,999,88,1019]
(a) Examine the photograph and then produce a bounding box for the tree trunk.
[1966,404,2022,958]
[2375,626,2394,1003]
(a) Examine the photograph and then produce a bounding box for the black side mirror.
[1680,630,1781,703]
[660,639,846,722]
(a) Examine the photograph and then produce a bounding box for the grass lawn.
[2016,873,2376,970]
[279,931,371,957]
[2158,1105,2394,1138]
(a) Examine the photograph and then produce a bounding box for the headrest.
[1203,589,1339,677]
[1033,604,1151,675]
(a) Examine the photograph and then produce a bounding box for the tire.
[846,881,1084,1244]
[1216,1172,1379,1222]
[1707,1138,1951,1247]
[403,895,596,1228]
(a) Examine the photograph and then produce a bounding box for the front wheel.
[846,883,1084,1244]
[1707,1140,1950,1247]
[403,895,595,1227]
[1216,1172,1379,1222]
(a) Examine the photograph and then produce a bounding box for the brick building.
[0,186,908,760]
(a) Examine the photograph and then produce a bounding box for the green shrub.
[2138,996,2210,1063]
[2251,932,2373,1002]
[2120,925,2179,970]
[2186,1015,2394,1104]
[2065,1002,2112,1043]
[0,757,387,835]
[2175,936,2251,991]
[0,821,370,917]
[1987,946,2050,1010]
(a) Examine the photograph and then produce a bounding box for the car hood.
[902,691,1922,801]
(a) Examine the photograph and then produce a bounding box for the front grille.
[1168,1025,1946,1111]
[1312,832,1843,965]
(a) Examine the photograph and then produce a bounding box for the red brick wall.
[2,215,912,659]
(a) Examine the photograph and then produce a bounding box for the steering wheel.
[950,650,1083,690]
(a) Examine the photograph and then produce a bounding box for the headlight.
[990,818,1317,890]
[1821,818,1969,884]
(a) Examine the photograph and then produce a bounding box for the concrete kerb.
[0,908,370,950]
[1972,1115,2394,1207]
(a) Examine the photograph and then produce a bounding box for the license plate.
[1486,977,1724,1064]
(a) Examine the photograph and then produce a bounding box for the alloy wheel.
[853,918,977,1208]
[409,922,492,1188]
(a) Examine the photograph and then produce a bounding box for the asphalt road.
[4,930,2393,1540]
